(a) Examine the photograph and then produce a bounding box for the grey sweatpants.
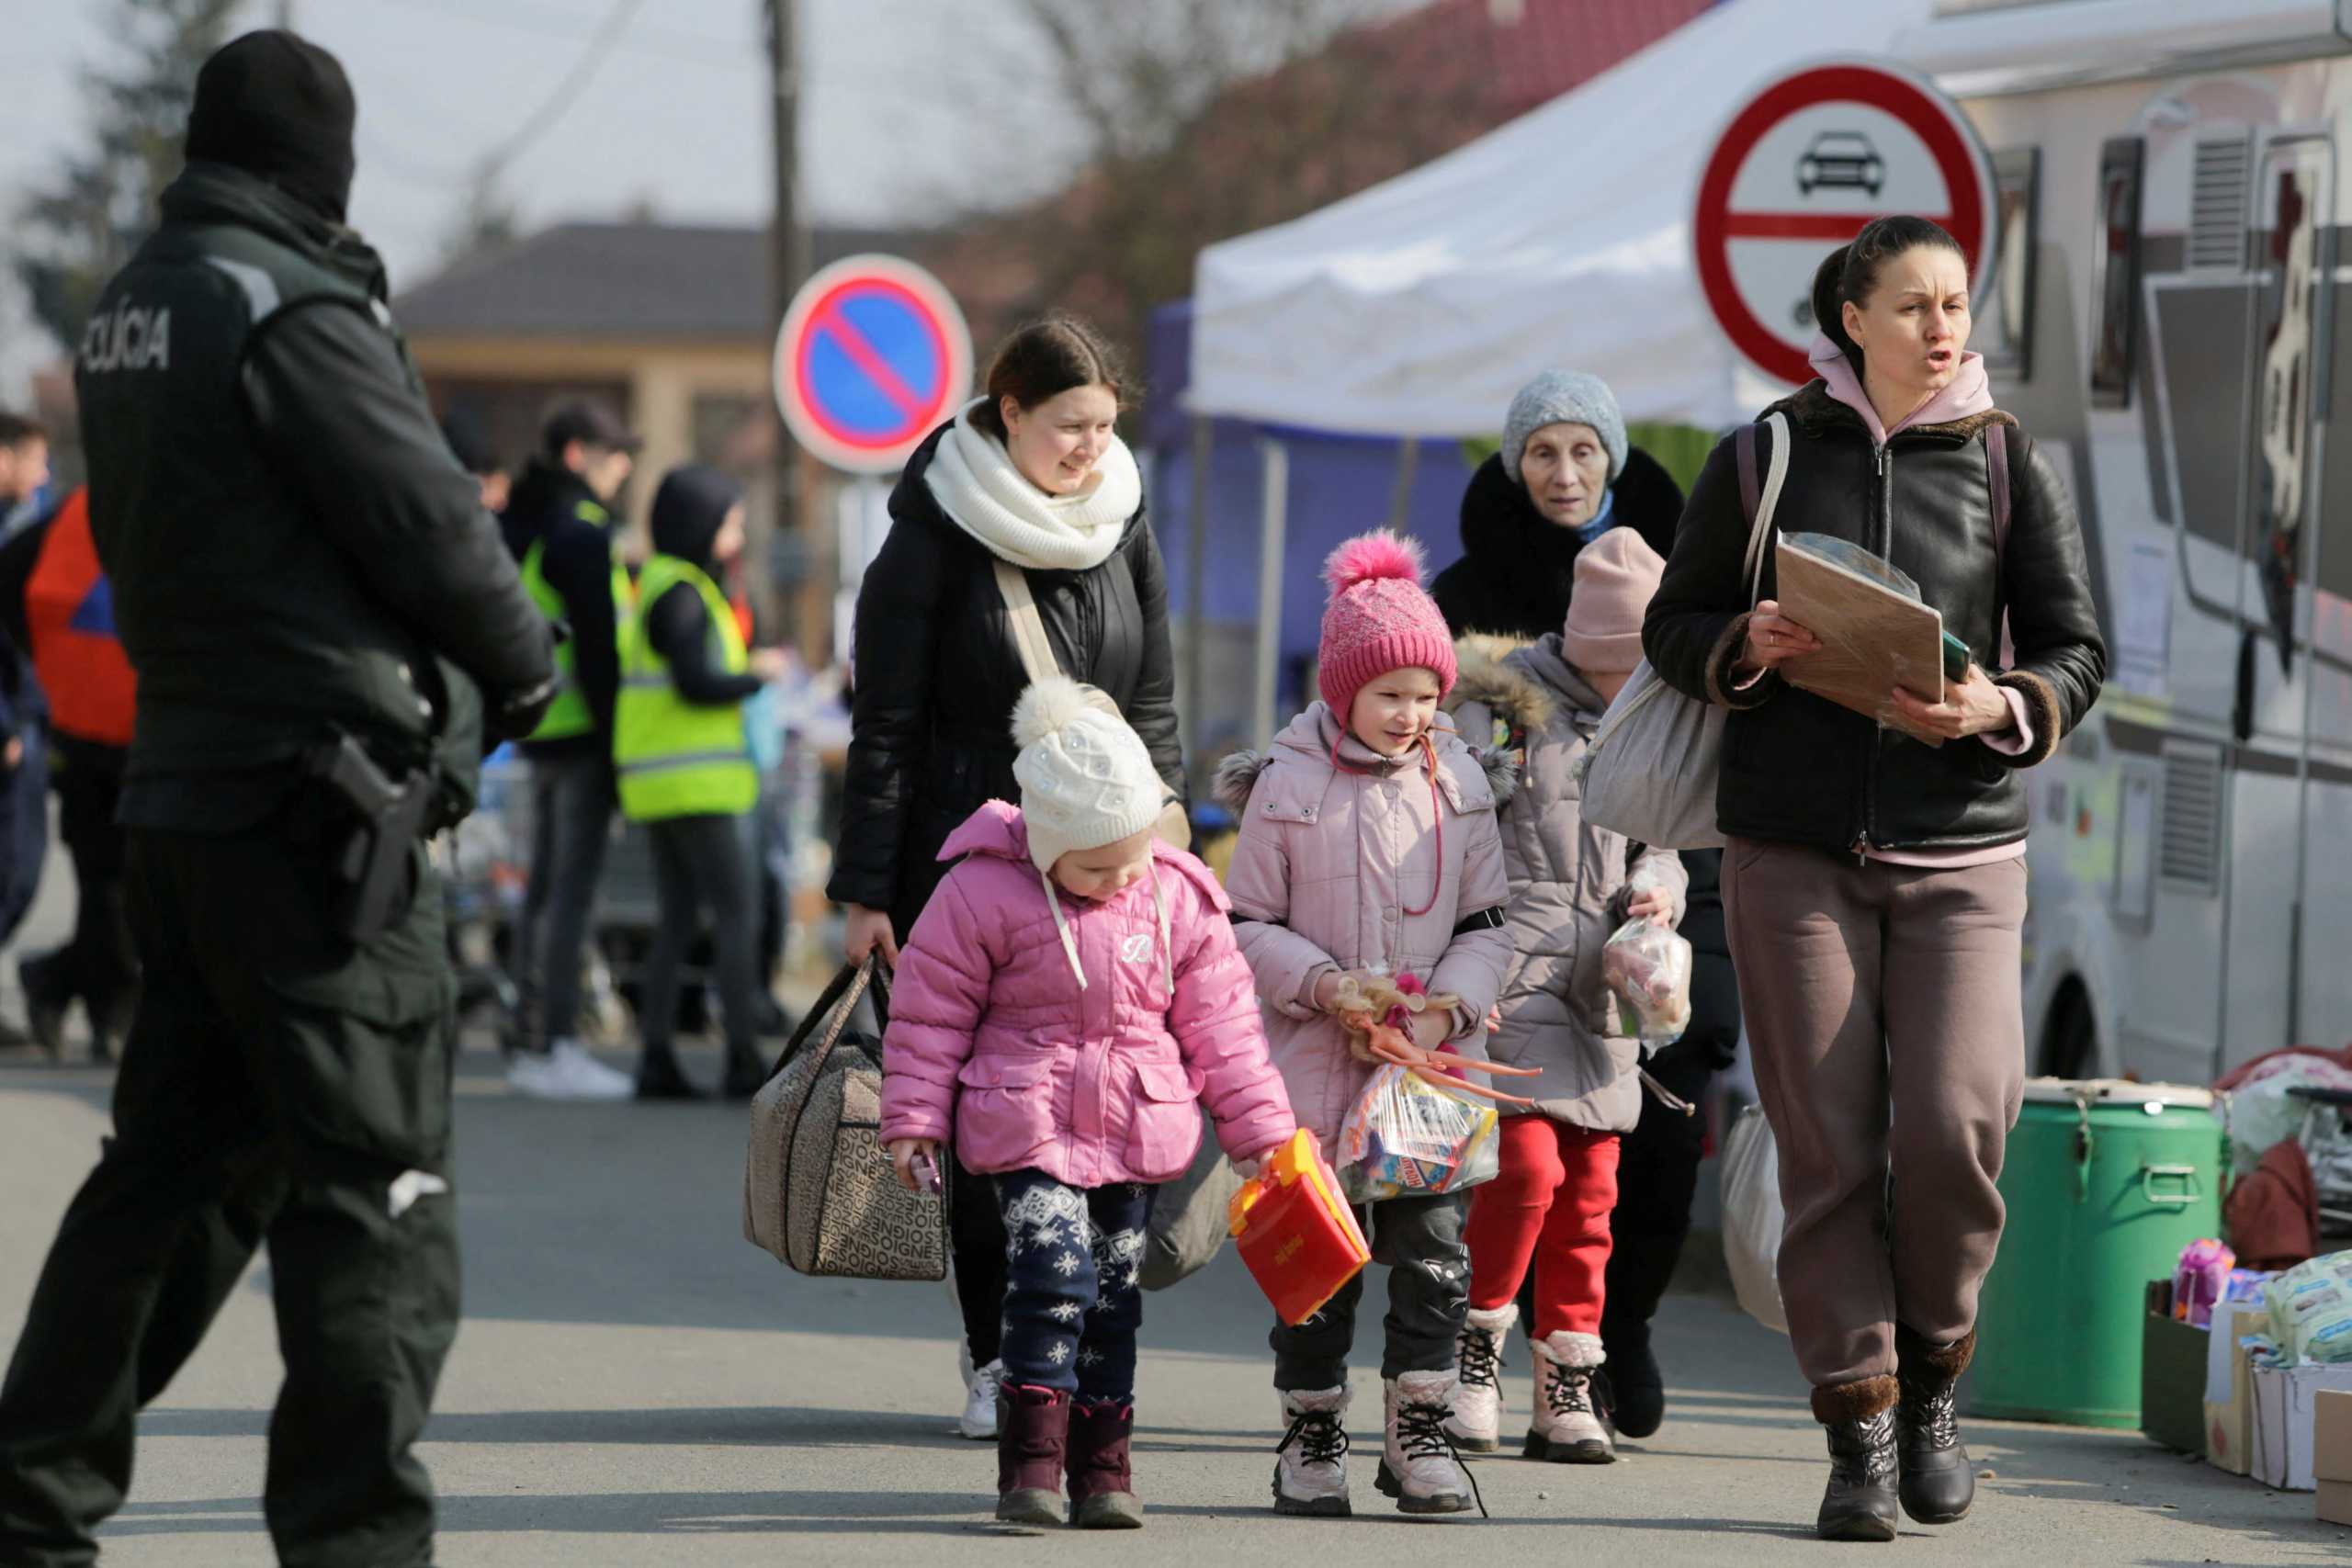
[1720,838,2028,1391]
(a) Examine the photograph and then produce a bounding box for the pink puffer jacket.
[879,801,1296,1186]
[1214,705,1514,1148]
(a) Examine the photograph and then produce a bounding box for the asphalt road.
[0,858,2343,1563]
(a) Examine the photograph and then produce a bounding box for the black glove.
[491,676,560,745]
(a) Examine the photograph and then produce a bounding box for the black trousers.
[641,813,758,1063]
[0,821,460,1568]
[515,753,613,1050]
[1271,1191,1468,1389]
[21,756,137,1029]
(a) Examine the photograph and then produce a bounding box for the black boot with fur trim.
[1812,1375,1900,1542]
[1894,1326,1975,1525]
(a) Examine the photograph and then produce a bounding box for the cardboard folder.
[1774,536,1947,747]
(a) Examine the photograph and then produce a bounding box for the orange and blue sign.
[772,254,973,475]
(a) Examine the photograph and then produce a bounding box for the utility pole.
[764,0,811,648]
[277,0,297,26]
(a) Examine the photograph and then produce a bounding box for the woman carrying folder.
[1644,215,2106,1543]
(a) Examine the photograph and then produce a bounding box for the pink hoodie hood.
[1808,333,1993,446]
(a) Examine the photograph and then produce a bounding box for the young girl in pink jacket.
[1216,531,1514,1518]
[880,677,1296,1532]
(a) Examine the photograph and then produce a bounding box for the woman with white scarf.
[829,315,1185,1439]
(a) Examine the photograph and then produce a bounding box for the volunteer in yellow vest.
[499,398,640,1101]
[616,464,785,1100]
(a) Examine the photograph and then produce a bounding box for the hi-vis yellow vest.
[519,497,632,742]
[614,554,757,821]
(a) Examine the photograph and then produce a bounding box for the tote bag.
[1577,412,1786,851]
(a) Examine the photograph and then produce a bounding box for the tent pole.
[1186,415,1211,777]
[1253,435,1290,753]
[1385,436,1420,531]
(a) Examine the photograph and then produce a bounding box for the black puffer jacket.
[1430,447,1683,639]
[828,422,1184,937]
[1645,380,2106,854]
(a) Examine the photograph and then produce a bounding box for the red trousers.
[1464,1115,1621,1338]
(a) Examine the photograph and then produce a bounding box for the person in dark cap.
[500,396,641,1101]
[441,408,510,516]
[0,31,557,1568]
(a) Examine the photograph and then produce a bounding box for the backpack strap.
[1985,424,2018,669]
[1985,423,2014,558]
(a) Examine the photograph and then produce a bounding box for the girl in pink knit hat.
[1213,529,1514,1519]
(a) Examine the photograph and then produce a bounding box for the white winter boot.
[1272,1385,1351,1517]
[1376,1370,1481,1516]
[1528,1331,1615,1463]
[1444,1303,1515,1452]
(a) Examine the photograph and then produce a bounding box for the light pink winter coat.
[878,800,1297,1187]
[1214,705,1514,1148]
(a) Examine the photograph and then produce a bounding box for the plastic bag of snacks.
[1336,1063,1501,1203]
[2172,1238,2234,1328]
[2265,1250,2352,1363]
[1601,917,1693,1044]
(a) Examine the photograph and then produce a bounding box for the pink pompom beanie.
[1562,527,1667,675]
[1317,530,1458,718]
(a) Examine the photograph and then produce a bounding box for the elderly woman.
[1645,216,2105,1542]
[830,315,1186,1442]
[1433,371,1738,1445]
[1430,370,1680,640]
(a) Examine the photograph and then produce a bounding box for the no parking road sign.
[1693,60,1996,387]
[774,254,973,474]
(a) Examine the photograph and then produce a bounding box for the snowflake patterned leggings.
[994,1169,1156,1403]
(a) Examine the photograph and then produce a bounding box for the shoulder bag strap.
[1745,412,1792,610]
[993,558,1064,685]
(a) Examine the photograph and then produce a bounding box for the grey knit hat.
[1501,370,1628,487]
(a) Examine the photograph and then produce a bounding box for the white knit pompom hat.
[1011,677,1165,876]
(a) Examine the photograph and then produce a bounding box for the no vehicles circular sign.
[774,254,973,474]
[1693,60,1996,386]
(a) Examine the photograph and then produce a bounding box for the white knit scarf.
[922,398,1142,572]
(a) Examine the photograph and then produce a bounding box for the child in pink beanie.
[1213,529,1513,1519]
[1441,525,1688,1467]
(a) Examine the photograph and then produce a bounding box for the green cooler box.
[1967,1078,2224,1428]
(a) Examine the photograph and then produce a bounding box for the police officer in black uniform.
[0,33,556,1568]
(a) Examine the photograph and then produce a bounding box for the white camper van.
[1894,1,2352,1084]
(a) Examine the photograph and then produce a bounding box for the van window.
[2091,137,2145,406]
[1982,148,2040,378]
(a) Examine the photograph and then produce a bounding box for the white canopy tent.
[1187,0,1936,436]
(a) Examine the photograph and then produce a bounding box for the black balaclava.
[185,31,358,224]
[650,465,745,574]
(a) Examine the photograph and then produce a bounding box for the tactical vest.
[614,555,756,823]
[518,497,632,742]
[24,488,138,750]
[74,173,466,782]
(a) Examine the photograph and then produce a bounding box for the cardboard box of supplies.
[2318,1390,2352,1524]
[2143,1279,2209,1453]
[2206,1299,2262,1473]
[2250,1363,2352,1491]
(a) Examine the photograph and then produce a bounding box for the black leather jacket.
[1644,381,2106,855]
[827,422,1184,935]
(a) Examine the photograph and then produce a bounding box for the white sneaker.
[1529,1331,1614,1463]
[1272,1385,1351,1516]
[1446,1303,1515,1452]
[960,1357,1004,1440]
[1376,1370,1478,1515]
[506,1038,635,1101]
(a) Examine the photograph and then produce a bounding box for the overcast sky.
[0,0,1098,396]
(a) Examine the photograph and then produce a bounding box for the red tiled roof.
[1378,0,1717,124]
